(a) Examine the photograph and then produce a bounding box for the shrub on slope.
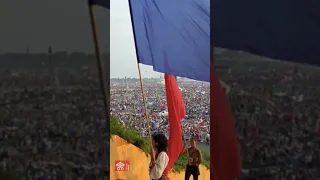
[110,116,210,172]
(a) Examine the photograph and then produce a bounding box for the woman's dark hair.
[190,137,196,142]
[152,133,168,152]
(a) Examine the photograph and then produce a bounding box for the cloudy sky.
[110,0,161,78]
[0,0,160,78]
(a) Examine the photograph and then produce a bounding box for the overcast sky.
[0,0,160,78]
[111,0,161,78]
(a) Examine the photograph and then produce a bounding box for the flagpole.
[137,63,152,143]
[181,124,189,158]
[127,0,153,145]
[210,47,214,180]
[88,4,110,131]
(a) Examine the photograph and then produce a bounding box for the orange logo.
[115,160,130,171]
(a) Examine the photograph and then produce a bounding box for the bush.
[110,116,150,154]
[172,150,210,172]
[110,116,210,171]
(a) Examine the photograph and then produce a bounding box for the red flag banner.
[210,62,242,180]
[163,74,186,174]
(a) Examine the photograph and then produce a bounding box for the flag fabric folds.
[88,0,110,9]
[163,74,186,174]
[129,0,210,82]
[210,62,242,180]
[212,0,320,65]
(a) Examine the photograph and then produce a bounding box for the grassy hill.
[110,116,210,171]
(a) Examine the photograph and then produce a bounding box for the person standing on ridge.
[183,137,202,180]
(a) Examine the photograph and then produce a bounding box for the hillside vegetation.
[110,116,210,171]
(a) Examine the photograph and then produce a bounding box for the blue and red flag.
[211,2,320,180]
[91,0,320,79]
[163,74,186,175]
[210,62,242,180]
[90,0,209,81]
[212,0,320,65]
[129,0,210,82]
[90,1,320,180]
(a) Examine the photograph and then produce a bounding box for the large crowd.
[1,54,320,180]
[0,65,109,180]
[222,61,320,180]
[110,78,210,145]
[111,60,320,179]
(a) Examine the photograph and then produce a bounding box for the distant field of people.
[0,53,109,180]
[110,78,210,155]
[1,52,320,179]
